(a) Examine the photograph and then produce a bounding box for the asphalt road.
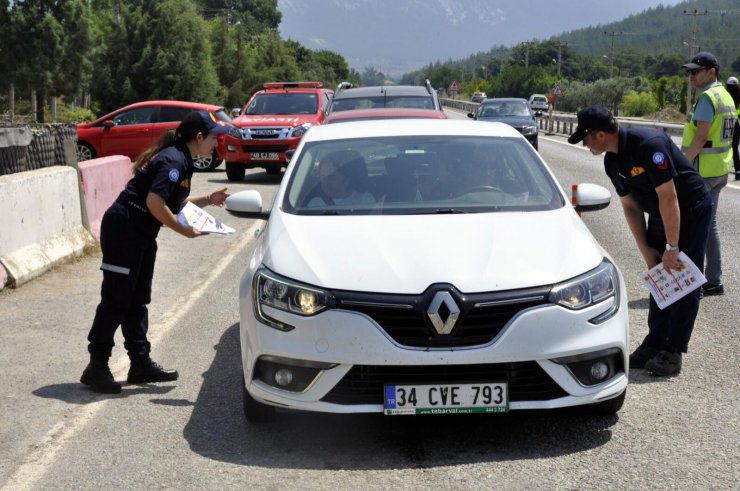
[0,119,738,489]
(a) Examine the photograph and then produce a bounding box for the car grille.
[333,285,550,348]
[320,362,567,405]
[242,127,290,140]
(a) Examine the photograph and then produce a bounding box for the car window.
[158,106,194,123]
[246,93,318,115]
[332,95,434,112]
[111,107,156,126]
[480,102,531,118]
[283,136,563,215]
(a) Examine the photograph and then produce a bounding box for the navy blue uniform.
[87,144,194,361]
[605,128,712,353]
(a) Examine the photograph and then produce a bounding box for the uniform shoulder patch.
[168,168,180,182]
[651,151,668,170]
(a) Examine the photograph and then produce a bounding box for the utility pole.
[524,42,534,69]
[556,42,566,78]
[684,9,708,119]
[603,31,623,78]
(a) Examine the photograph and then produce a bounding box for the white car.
[528,94,549,112]
[226,119,628,422]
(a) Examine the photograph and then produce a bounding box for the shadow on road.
[33,383,176,404]
[183,324,619,470]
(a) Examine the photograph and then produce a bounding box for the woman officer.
[80,110,231,394]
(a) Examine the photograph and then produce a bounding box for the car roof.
[325,107,448,123]
[333,85,433,99]
[94,100,224,123]
[303,118,523,142]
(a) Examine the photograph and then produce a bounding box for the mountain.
[277,0,685,75]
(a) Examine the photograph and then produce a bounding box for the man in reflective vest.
[681,52,736,297]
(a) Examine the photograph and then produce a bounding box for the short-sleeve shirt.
[116,143,194,236]
[604,128,707,216]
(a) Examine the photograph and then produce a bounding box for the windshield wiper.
[434,208,467,214]
[321,210,346,215]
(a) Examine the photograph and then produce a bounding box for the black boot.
[80,360,121,394]
[127,356,179,383]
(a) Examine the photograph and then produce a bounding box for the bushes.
[620,90,659,117]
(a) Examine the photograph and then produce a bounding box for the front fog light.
[274,368,294,387]
[590,361,609,381]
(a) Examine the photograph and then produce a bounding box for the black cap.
[682,52,719,71]
[568,105,615,144]
[176,110,231,141]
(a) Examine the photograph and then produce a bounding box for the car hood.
[477,117,536,128]
[259,207,605,294]
[232,114,319,128]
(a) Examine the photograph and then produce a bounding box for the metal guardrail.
[439,98,685,138]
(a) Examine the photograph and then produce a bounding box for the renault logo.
[427,291,460,335]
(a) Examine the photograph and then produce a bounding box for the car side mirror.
[225,190,270,219]
[231,107,241,118]
[571,183,611,213]
[467,113,475,119]
[104,120,115,128]
[535,111,543,117]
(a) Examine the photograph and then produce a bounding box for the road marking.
[1,220,262,491]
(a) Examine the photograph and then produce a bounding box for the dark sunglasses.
[686,68,706,76]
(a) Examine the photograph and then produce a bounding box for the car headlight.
[228,126,243,139]
[252,268,334,331]
[290,123,312,138]
[521,125,538,135]
[548,260,619,321]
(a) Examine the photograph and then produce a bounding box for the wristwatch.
[665,243,679,252]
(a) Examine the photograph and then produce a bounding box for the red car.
[324,107,448,124]
[219,82,334,181]
[76,100,232,171]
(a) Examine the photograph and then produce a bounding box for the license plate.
[384,382,508,415]
[250,152,281,161]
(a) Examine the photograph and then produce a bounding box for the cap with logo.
[681,52,719,71]
[727,76,739,86]
[567,104,615,144]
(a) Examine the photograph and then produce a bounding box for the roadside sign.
[551,83,564,97]
[448,80,459,98]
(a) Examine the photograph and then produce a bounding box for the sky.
[277,0,686,75]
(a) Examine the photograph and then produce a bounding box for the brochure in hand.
[640,251,706,310]
[176,201,235,235]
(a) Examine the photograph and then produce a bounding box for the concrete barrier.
[0,166,95,288]
[79,155,132,241]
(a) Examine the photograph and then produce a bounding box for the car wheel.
[265,166,281,175]
[242,375,275,422]
[589,389,626,416]
[225,162,246,182]
[76,142,96,162]
[193,150,221,172]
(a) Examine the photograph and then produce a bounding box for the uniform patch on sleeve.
[168,169,180,182]
[652,152,668,170]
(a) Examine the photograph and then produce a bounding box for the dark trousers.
[87,203,157,361]
[643,192,713,353]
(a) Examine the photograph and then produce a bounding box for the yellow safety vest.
[681,84,736,178]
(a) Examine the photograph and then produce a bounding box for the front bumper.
[239,274,629,414]
[220,134,299,167]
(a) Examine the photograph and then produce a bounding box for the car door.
[100,106,158,159]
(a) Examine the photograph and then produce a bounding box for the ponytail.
[131,128,180,173]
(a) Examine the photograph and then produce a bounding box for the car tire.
[226,161,246,182]
[265,166,281,175]
[589,389,626,416]
[76,142,96,162]
[193,150,221,172]
[242,376,275,422]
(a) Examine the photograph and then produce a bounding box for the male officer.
[681,52,735,296]
[569,105,712,376]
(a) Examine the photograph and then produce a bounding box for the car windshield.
[479,101,531,118]
[283,135,563,215]
[245,93,318,115]
[331,96,435,112]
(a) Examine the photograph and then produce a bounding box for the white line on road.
[1,220,262,491]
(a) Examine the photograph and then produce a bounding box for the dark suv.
[468,98,539,150]
[328,80,443,114]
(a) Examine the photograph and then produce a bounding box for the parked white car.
[226,119,628,422]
